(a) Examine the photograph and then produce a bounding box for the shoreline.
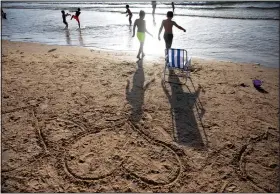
[2,40,279,192]
[2,39,278,68]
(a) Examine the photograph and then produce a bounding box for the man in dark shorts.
[61,10,70,29]
[71,8,81,28]
[158,11,186,50]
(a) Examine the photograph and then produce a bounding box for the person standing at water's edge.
[61,10,71,29]
[152,1,157,16]
[125,5,133,26]
[172,2,175,12]
[132,10,153,59]
[158,11,186,50]
[71,8,81,29]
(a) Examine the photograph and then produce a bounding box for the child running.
[71,8,81,28]
[158,11,186,50]
[125,5,133,26]
[61,10,71,29]
[132,10,152,59]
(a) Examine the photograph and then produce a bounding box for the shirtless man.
[158,11,186,49]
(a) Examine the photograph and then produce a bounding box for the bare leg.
[78,21,80,29]
[129,15,132,26]
[137,46,141,59]
[137,42,144,59]
[63,21,68,29]
[140,42,144,58]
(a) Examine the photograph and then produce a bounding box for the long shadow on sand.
[126,59,153,123]
[162,70,208,149]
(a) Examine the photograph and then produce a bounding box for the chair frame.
[163,48,192,85]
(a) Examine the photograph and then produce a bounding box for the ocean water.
[1,1,279,67]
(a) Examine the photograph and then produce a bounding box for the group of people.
[131,8,185,59]
[124,1,175,25]
[61,8,81,29]
[61,2,184,59]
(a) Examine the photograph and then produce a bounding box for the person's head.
[77,8,80,11]
[167,11,173,19]
[61,10,65,13]
[126,5,129,9]
[172,2,174,4]
[139,10,145,19]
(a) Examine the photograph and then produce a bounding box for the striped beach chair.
[163,48,192,84]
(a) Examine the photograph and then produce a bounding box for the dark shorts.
[164,33,173,49]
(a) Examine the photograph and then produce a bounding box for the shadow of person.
[78,29,84,46]
[162,70,207,149]
[126,59,154,124]
[65,29,71,45]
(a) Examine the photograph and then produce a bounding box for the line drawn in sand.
[2,105,184,187]
[234,131,279,192]
[62,121,183,186]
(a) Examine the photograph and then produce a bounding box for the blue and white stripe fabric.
[168,49,185,69]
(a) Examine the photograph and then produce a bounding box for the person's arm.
[145,21,153,37]
[173,21,186,32]
[132,20,137,37]
[158,20,164,40]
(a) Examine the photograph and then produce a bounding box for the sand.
[1,40,279,192]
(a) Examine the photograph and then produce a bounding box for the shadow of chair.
[162,69,208,149]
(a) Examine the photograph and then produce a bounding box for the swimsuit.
[137,32,145,43]
[73,11,81,23]
[73,15,79,23]
[164,33,173,49]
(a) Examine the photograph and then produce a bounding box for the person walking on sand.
[158,11,186,50]
[152,1,157,16]
[124,5,133,26]
[132,10,153,59]
[61,10,71,29]
[71,8,81,28]
[172,2,175,12]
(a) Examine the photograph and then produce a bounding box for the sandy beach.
[1,40,279,192]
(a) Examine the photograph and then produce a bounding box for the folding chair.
[163,48,192,85]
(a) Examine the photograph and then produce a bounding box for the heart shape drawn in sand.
[40,117,182,186]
